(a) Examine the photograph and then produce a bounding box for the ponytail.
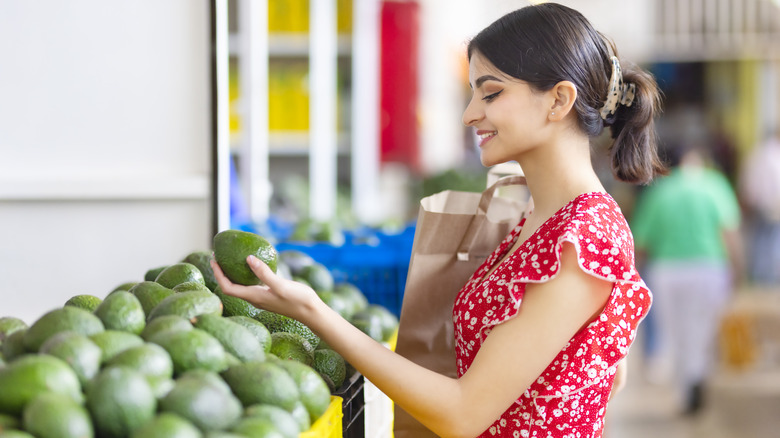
[606,62,667,184]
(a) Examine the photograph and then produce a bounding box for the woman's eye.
[482,90,503,102]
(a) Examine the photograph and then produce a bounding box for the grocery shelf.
[229,32,352,57]
[230,132,351,157]
[223,0,382,226]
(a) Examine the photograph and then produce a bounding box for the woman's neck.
[515,136,605,219]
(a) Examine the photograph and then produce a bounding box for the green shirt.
[631,167,740,261]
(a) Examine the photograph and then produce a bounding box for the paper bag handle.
[456,175,527,261]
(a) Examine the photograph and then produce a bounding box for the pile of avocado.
[0,229,399,438]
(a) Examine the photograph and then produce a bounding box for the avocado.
[226,316,272,353]
[0,412,20,430]
[129,412,201,438]
[149,328,227,376]
[182,250,219,291]
[86,366,157,438]
[128,282,175,316]
[140,315,192,341]
[254,311,319,348]
[276,360,331,423]
[39,331,102,386]
[298,263,334,293]
[371,304,400,341]
[105,343,174,398]
[23,306,104,352]
[144,265,168,282]
[0,317,27,342]
[313,348,346,390]
[155,263,206,289]
[288,401,311,432]
[172,281,212,294]
[350,304,397,342]
[110,282,139,294]
[213,230,278,286]
[1,330,28,362]
[333,282,369,315]
[159,372,243,431]
[278,250,315,277]
[214,286,260,319]
[22,392,93,438]
[269,332,315,366]
[229,417,286,438]
[0,431,35,438]
[147,290,223,321]
[192,314,265,363]
[221,361,300,410]
[0,355,83,416]
[317,290,354,320]
[178,369,233,393]
[94,291,146,335]
[63,294,103,312]
[201,432,246,438]
[89,330,144,363]
[244,404,300,438]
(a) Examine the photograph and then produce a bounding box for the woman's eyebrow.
[474,74,503,89]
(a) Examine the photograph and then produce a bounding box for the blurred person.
[211,3,665,437]
[739,128,780,286]
[632,141,743,415]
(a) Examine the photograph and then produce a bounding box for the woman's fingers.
[209,259,254,295]
[209,258,232,287]
[246,255,282,289]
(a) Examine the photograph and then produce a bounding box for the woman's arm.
[211,242,611,438]
[610,358,627,399]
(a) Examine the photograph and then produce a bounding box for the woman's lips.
[477,130,496,147]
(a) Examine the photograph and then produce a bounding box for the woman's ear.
[549,81,577,121]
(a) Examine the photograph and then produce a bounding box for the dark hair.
[467,3,666,184]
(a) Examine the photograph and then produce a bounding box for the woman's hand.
[210,255,321,323]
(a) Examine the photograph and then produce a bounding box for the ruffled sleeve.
[481,193,651,337]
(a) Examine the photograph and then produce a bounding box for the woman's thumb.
[247,255,277,286]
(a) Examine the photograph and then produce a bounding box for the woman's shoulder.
[554,191,630,237]
[515,191,636,283]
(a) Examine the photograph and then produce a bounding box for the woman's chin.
[479,154,500,168]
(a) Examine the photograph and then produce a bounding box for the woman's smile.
[477,130,497,147]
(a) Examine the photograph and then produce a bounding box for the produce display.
[0,229,399,438]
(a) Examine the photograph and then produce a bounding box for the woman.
[211,3,664,437]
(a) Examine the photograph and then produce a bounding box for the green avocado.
[0,355,83,416]
[213,230,278,286]
[23,307,104,352]
[86,366,156,438]
[221,361,300,411]
[147,290,223,321]
[192,314,265,363]
[22,392,93,438]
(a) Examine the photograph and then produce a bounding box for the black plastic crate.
[334,372,365,438]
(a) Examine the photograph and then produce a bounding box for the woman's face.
[462,52,550,167]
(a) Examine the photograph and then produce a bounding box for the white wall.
[0,0,213,324]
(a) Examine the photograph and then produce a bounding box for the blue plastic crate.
[275,224,415,317]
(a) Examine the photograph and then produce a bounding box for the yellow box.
[300,395,343,438]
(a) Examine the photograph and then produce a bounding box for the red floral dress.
[453,192,652,438]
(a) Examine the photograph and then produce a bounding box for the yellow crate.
[300,395,343,438]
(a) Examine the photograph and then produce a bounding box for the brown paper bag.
[393,174,528,437]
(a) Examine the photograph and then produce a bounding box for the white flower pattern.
[453,193,652,437]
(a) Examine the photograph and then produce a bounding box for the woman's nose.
[462,97,482,127]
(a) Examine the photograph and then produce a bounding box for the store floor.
[605,350,780,438]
